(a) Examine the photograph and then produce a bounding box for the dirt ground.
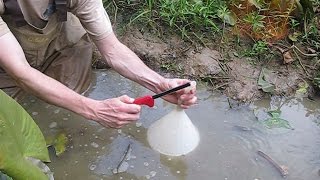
[92,26,319,102]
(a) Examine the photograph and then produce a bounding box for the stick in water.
[257,150,289,178]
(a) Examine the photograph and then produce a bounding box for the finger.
[180,93,197,103]
[118,95,141,113]
[119,95,135,103]
[119,112,140,121]
[180,96,197,106]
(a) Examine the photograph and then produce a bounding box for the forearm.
[94,33,166,93]
[0,32,95,119]
[16,67,95,118]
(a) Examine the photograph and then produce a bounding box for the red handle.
[133,95,154,107]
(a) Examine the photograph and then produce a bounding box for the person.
[0,0,197,128]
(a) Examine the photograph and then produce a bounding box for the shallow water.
[21,69,320,180]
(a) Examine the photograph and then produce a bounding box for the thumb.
[119,95,134,104]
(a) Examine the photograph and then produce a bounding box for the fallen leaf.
[283,51,294,64]
[263,110,293,129]
[271,45,294,64]
[46,132,68,156]
[258,68,275,93]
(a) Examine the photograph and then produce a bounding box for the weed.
[243,12,265,33]
[242,40,269,57]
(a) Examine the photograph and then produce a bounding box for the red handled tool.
[133,82,191,107]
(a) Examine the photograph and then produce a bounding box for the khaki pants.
[0,35,93,99]
[0,13,93,99]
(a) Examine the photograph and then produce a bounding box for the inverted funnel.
[147,106,200,156]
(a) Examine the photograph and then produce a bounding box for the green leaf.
[248,0,262,9]
[288,31,301,42]
[295,80,309,96]
[297,0,315,20]
[0,90,50,179]
[46,132,68,156]
[0,171,13,180]
[263,110,293,129]
[258,68,275,93]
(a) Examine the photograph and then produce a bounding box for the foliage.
[313,73,320,89]
[230,0,297,41]
[242,40,269,57]
[103,0,231,41]
[46,132,68,156]
[0,172,12,180]
[263,110,293,129]
[104,0,319,46]
[258,68,275,93]
[0,90,50,179]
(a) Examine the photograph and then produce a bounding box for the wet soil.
[92,26,319,103]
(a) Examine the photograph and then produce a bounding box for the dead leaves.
[268,43,318,64]
[269,44,294,64]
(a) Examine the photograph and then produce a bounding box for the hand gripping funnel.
[147,82,199,156]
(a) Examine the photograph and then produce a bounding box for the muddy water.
[20,70,320,180]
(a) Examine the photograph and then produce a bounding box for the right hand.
[90,95,141,128]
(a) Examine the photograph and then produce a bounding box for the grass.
[103,0,320,87]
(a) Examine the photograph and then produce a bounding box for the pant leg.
[44,35,93,94]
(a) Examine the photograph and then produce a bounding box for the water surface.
[21,70,320,180]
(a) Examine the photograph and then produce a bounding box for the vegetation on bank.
[103,0,320,91]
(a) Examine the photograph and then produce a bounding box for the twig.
[113,143,132,174]
[227,98,232,109]
[112,0,118,25]
[192,32,207,47]
[272,43,318,57]
[292,45,318,57]
[293,49,311,77]
[212,82,230,91]
[257,150,288,178]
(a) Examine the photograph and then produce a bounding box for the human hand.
[90,95,141,128]
[158,79,197,109]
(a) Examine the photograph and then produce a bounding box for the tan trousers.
[0,13,93,99]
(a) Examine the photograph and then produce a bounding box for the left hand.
[157,78,197,109]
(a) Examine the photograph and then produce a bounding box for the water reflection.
[19,70,320,180]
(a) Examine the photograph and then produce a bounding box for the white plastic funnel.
[147,82,199,156]
[147,107,199,156]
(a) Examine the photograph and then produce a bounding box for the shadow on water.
[20,69,320,180]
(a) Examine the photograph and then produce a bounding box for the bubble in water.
[145,175,150,179]
[144,162,149,167]
[30,99,35,103]
[91,142,99,148]
[32,112,38,116]
[89,164,96,171]
[135,122,142,127]
[62,117,68,121]
[136,130,140,133]
[54,109,60,114]
[176,171,180,174]
[118,129,122,134]
[150,171,157,177]
[49,122,57,128]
